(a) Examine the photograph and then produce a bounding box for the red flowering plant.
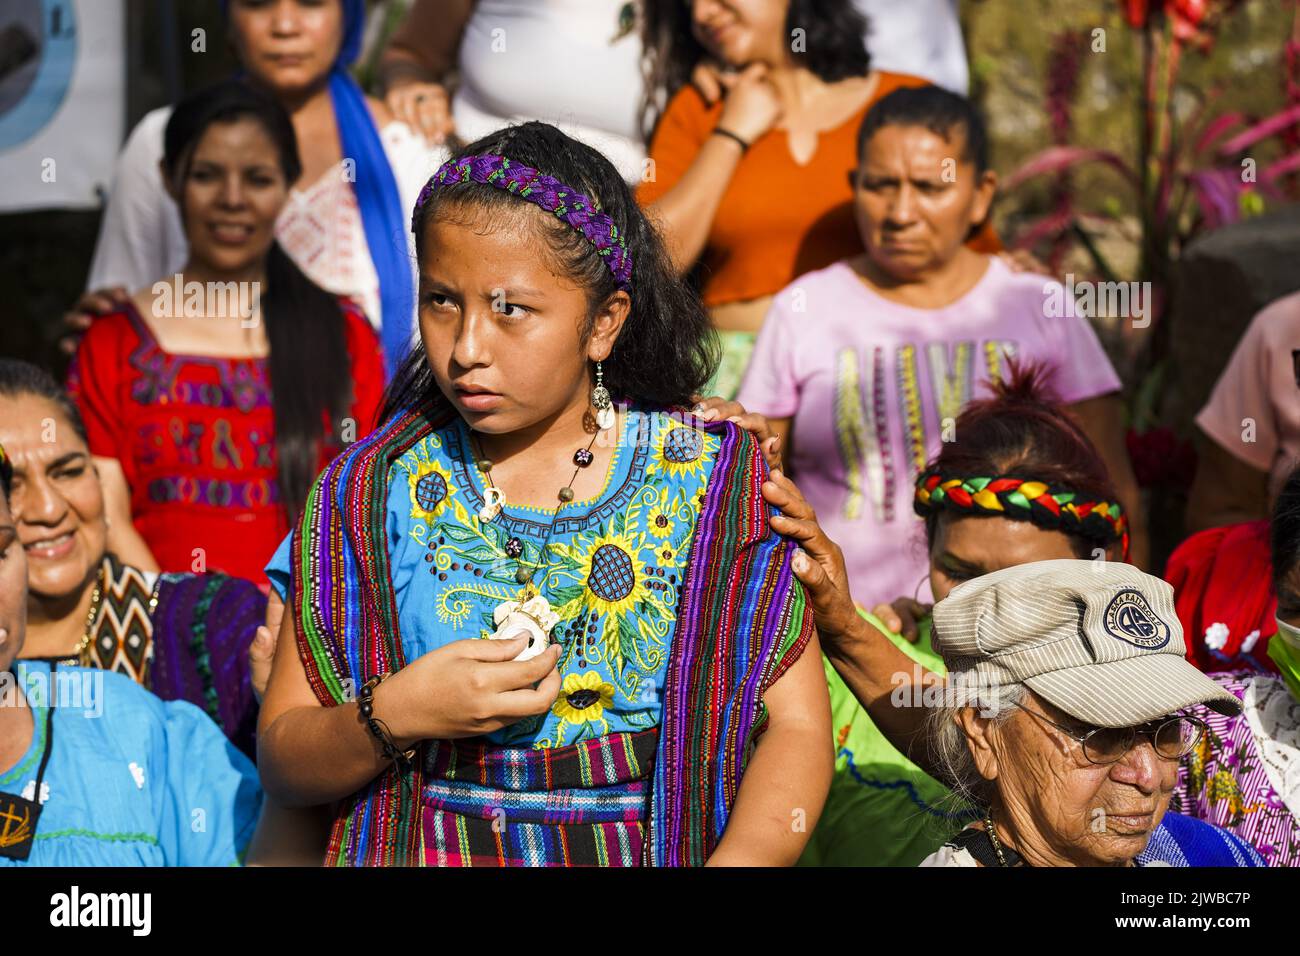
[1005,0,1300,493]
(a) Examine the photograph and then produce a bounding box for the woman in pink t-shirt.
[736,86,1143,608]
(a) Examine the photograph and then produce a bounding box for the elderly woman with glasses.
[918,559,1263,867]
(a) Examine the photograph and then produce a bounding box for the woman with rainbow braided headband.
[712,364,1259,865]
[720,364,1132,864]
[257,122,831,867]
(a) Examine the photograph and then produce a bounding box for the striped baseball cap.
[931,559,1241,727]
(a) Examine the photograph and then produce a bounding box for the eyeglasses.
[1011,702,1207,766]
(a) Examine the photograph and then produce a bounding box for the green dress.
[798,612,977,866]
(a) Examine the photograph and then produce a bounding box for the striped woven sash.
[421,729,657,826]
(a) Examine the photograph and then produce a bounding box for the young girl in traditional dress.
[258,122,832,866]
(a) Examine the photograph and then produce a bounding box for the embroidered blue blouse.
[268,407,720,747]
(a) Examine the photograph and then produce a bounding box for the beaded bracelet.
[357,673,416,771]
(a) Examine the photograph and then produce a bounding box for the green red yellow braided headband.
[914,471,1130,561]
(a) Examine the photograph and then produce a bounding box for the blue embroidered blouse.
[268,407,720,747]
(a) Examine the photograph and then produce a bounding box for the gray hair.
[925,670,1026,812]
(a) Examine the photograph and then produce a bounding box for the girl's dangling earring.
[592,360,615,431]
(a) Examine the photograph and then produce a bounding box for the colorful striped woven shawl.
[289,398,813,866]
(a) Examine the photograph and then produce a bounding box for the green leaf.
[549,584,587,608]
[458,544,503,564]
[484,567,523,586]
[440,524,481,544]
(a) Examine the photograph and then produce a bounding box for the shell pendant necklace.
[471,419,607,661]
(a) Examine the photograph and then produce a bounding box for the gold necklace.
[72,565,105,666]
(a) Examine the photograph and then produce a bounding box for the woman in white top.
[379,0,648,184]
[84,0,440,376]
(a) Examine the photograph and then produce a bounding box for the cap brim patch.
[1024,652,1242,728]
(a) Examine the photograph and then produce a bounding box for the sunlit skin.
[959,688,1180,866]
[691,0,791,69]
[850,123,997,300]
[0,491,33,775]
[417,204,629,499]
[228,0,344,106]
[0,395,106,659]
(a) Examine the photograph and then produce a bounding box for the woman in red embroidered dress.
[68,81,384,587]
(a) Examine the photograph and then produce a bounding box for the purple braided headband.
[411,154,633,291]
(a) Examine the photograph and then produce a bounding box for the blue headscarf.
[222,0,413,380]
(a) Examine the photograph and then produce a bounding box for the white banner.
[0,0,125,212]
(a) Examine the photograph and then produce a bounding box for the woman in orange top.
[639,0,996,397]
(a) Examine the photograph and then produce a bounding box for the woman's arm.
[94,456,158,572]
[705,631,832,866]
[378,0,475,89]
[762,468,948,774]
[645,65,781,274]
[1185,429,1270,533]
[257,608,562,807]
[1067,394,1149,568]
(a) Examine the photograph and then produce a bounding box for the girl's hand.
[761,468,859,653]
[869,597,932,644]
[692,396,780,470]
[717,63,782,144]
[61,286,130,355]
[385,81,454,144]
[377,637,562,744]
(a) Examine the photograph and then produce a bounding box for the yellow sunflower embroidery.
[646,490,676,541]
[652,424,710,480]
[553,671,615,724]
[567,528,652,618]
[407,458,456,523]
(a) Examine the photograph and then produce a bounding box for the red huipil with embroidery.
[68,300,385,585]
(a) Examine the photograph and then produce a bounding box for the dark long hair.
[922,362,1122,558]
[640,0,871,141]
[162,79,352,522]
[386,121,717,424]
